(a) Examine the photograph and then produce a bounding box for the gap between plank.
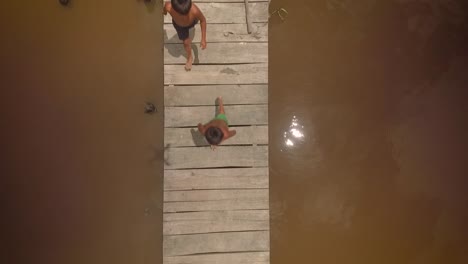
[163,229,270,237]
[166,250,270,257]
[164,188,269,192]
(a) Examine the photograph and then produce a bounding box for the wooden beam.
[164,218,269,235]
[164,190,269,212]
[164,168,269,190]
[164,145,268,169]
[164,63,268,85]
[163,231,269,256]
[163,210,269,235]
[164,85,267,106]
[164,209,269,221]
[164,3,269,24]
[164,198,268,212]
[164,252,269,264]
[164,43,268,64]
[164,23,268,43]
[164,126,268,147]
[165,105,268,127]
[165,189,268,201]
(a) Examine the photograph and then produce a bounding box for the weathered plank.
[164,168,268,190]
[164,252,269,264]
[164,209,269,221]
[164,190,268,212]
[165,126,268,147]
[164,219,268,235]
[165,145,268,169]
[163,231,269,256]
[163,210,269,235]
[164,63,268,85]
[163,220,269,235]
[164,43,268,64]
[164,85,267,106]
[165,189,268,201]
[164,199,268,212]
[165,105,268,127]
[164,23,268,43]
[164,3,269,24]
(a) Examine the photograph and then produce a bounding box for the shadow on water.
[164,28,200,64]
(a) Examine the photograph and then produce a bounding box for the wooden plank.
[165,105,268,127]
[165,189,268,201]
[164,210,268,221]
[164,199,268,212]
[164,63,267,85]
[164,85,267,106]
[165,173,268,190]
[164,3,269,24]
[163,231,269,256]
[164,43,268,64]
[164,252,269,264]
[165,126,268,147]
[164,220,268,235]
[164,145,268,169]
[164,23,268,43]
[164,168,268,190]
[164,190,268,212]
[163,210,269,235]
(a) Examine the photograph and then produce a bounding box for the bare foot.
[185,57,193,71]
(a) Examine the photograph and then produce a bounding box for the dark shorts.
[172,19,199,40]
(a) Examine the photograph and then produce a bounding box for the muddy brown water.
[269,1,468,263]
[1,1,468,264]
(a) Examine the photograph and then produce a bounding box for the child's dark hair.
[205,127,224,145]
[171,0,192,15]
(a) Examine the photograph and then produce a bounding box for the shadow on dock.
[164,28,200,64]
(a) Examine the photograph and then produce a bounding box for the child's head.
[171,0,192,15]
[205,127,224,145]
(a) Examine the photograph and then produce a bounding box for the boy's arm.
[221,129,236,142]
[163,2,169,15]
[197,123,205,134]
[194,5,207,49]
[227,130,236,139]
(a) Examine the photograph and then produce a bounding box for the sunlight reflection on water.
[282,115,305,150]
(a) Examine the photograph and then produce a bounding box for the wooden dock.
[163,0,269,263]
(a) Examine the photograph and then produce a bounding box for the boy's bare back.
[163,0,207,70]
[164,2,203,27]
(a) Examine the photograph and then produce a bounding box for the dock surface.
[163,1,269,263]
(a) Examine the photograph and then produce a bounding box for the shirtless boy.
[163,0,207,71]
[198,97,237,150]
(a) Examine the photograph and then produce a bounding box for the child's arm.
[226,130,236,139]
[194,5,207,49]
[197,123,205,135]
[163,2,169,15]
[220,129,236,143]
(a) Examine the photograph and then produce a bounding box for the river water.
[269,1,468,263]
